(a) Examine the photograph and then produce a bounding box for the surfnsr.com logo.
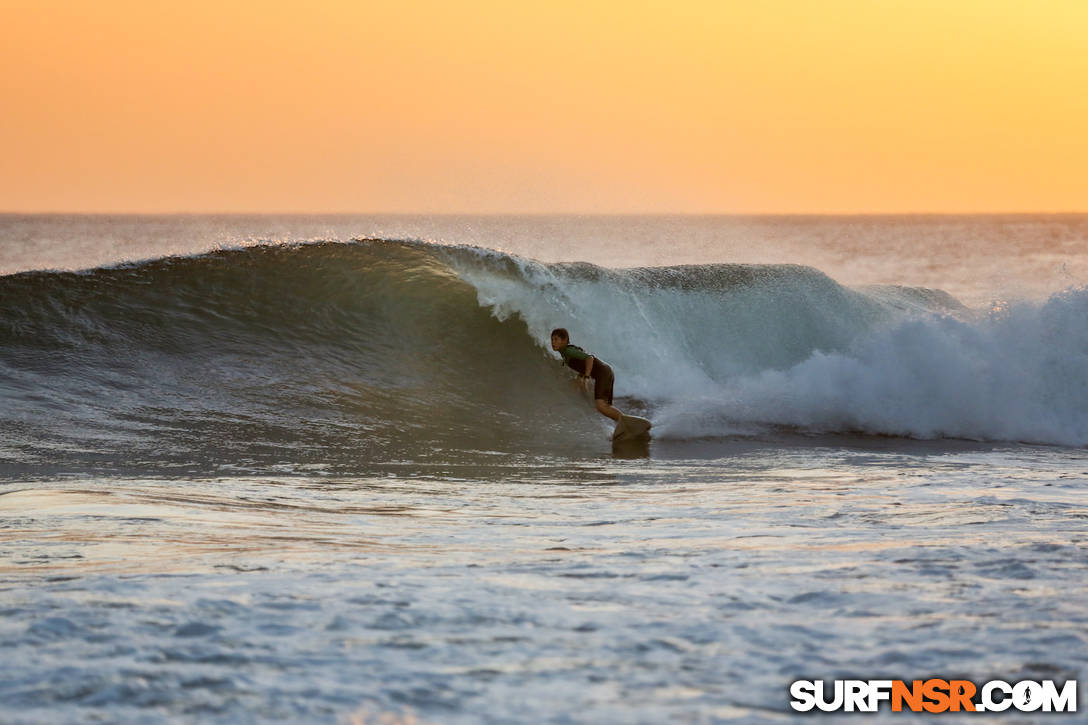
[790,679,1078,713]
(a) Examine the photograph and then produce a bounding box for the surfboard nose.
[613,414,652,442]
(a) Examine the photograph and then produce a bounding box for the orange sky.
[2,0,1086,213]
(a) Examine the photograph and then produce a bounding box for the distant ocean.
[2,214,1086,723]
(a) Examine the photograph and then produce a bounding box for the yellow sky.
[2,0,1086,213]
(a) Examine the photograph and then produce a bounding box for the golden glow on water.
[2,1,1086,213]
[0,487,405,575]
[2,460,1080,580]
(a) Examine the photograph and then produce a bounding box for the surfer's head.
[550,328,569,351]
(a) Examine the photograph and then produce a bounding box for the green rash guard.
[558,344,611,379]
[559,343,615,404]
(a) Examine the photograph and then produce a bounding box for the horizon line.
[3,209,1088,217]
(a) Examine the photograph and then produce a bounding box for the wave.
[1,239,1086,472]
[439,243,1088,447]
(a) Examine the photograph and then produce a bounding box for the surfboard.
[612,414,652,442]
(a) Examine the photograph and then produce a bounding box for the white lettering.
[816,680,844,712]
[982,680,1012,712]
[868,680,893,711]
[1014,680,1043,712]
[1040,680,1077,713]
[844,680,868,712]
[789,681,816,712]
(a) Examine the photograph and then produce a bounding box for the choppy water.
[2,215,1087,723]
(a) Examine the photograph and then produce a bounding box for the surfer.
[550,328,622,422]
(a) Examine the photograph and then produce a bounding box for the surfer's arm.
[583,356,594,379]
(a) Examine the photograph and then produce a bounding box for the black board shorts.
[593,363,614,405]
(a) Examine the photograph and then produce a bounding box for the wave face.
[2,239,1087,473]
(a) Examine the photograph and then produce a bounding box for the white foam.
[448,245,1088,446]
[657,288,1088,446]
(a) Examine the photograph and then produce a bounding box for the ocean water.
[1,214,1087,723]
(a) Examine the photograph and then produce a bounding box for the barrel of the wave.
[548,328,652,446]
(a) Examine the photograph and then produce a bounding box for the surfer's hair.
[550,328,569,342]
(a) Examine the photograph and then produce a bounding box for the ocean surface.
[1,214,1087,723]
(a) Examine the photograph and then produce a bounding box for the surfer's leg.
[595,398,622,421]
[592,365,620,420]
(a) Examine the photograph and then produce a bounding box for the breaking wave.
[1,238,1086,474]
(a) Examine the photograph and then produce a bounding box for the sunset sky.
[2,0,1086,214]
